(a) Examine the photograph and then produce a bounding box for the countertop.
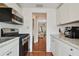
[50,34,79,50]
[0,37,15,43]
[0,37,19,48]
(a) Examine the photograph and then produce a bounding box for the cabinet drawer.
[1,44,19,56]
[60,41,79,56]
[0,42,15,55]
[0,38,19,56]
[66,49,79,56]
[61,42,72,52]
[72,48,79,56]
[2,48,13,56]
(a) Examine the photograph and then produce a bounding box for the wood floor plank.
[33,37,46,51]
[26,52,53,56]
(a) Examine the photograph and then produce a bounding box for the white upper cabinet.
[68,3,79,22]
[56,7,61,25]
[57,3,69,25]
[60,4,69,24]
[57,3,79,25]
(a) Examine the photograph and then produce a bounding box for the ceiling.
[19,3,61,9]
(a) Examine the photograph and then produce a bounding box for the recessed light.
[36,4,43,8]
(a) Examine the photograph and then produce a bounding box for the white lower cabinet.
[50,36,79,56]
[2,44,19,56]
[50,36,56,55]
[61,42,79,56]
[0,37,19,56]
[72,48,79,56]
[54,38,65,56]
[50,36,62,56]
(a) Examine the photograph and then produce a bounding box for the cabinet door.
[57,3,79,25]
[56,8,61,25]
[50,36,56,55]
[50,36,66,56]
[50,36,79,56]
[10,38,19,56]
[58,4,69,24]
[58,40,79,56]
[54,39,63,56]
[10,45,19,56]
[68,3,79,22]
[11,39,19,56]
[2,49,13,56]
[0,37,19,56]
[58,41,70,56]
[54,39,59,56]
[54,39,71,56]
[2,43,19,56]
[71,48,79,56]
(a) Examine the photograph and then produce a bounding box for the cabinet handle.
[70,49,73,51]
[69,55,72,56]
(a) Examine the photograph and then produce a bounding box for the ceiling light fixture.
[36,4,43,8]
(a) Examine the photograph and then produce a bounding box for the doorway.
[32,13,47,52]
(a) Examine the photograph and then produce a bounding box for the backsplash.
[58,22,79,34]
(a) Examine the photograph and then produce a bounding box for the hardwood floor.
[25,37,53,56]
[33,37,46,51]
[26,52,53,56]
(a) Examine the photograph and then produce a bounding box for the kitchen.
[0,3,79,56]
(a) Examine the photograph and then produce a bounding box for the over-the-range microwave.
[0,8,23,25]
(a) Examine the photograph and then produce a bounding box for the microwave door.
[12,18,23,25]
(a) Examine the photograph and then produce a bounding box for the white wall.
[47,9,59,52]
[22,8,59,52]
[33,19,38,43]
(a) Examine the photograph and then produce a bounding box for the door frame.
[32,12,47,52]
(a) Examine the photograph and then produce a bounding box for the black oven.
[64,27,79,38]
